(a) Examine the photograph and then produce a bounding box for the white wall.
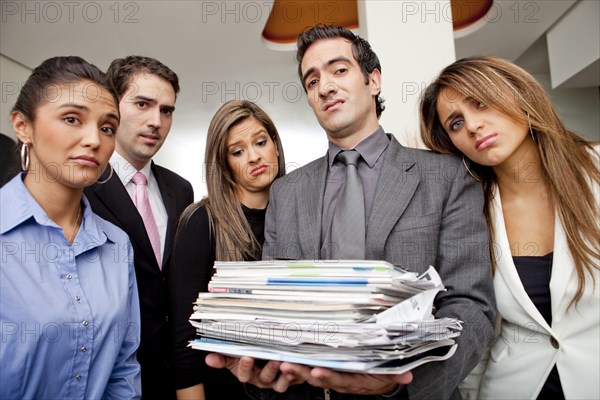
[0,54,31,141]
[534,73,600,141]
[547,0,600,88]
[358,0,456,147]
[2,1,597,201]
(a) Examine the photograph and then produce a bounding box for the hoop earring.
[463,155,481,182]
[20,143,30,171]
[96,164,113,184]
[527,113,535,142]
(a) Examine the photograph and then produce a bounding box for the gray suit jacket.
[263,135,496,400]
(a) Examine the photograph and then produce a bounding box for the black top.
[513,252,564,400]
[168,203,265,398]
[514,252,553,325]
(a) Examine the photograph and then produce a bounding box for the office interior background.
[1,0,598,200]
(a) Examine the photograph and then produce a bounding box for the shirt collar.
[79,194,117,248]
[327,126,389,168]
[1,173,55,234]
[0,173,116,247]
[110,151,153,186]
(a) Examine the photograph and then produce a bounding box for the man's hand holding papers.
[194,260,462,393]
[205,355,302,393]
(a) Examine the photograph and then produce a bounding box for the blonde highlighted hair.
[420,56,599,308]
[180,100,285,261]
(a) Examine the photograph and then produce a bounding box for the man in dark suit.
[85,56,193,399]
[0,133,19,187]
[208,25,496,399]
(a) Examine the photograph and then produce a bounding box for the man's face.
[115,73,176,170]
[300,38,380,143]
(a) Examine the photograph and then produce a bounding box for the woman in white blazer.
[419,56,599,399]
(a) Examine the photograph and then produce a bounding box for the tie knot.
[337,150,361,167]
[131,171,148,186]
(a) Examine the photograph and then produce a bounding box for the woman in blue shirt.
[0,56,141,399]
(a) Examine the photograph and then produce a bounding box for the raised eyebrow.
[302,67,316,87]
[131,95,175,112]
[227,138,243,149]
[59,103,119,122]
[58,103,90,112]
[253,128,268,135]
[327,56,352,67]
[302,56,353,85]
[443,111,459,128]
[227,129,268,149]
[130,95,156,104]
[227,142,242,151]
[104,112,120,124]
[442,94,474,127]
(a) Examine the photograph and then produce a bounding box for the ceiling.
[1,0,593,197]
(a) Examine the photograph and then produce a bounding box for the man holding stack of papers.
[204,25,496,400]
[190,260,462,376]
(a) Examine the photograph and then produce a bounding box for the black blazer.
[85,162,194,398]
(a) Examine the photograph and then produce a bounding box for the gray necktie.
[332,150,366,259]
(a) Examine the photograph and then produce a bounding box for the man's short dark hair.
[107,55,180,99]
[296,24,384,118]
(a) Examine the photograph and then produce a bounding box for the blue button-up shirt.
[0,175,141,399]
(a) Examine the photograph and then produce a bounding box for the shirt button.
[82,321,89,327]
[165,315,169,322]
[550,336,559,349]
[75,296,81,301]
[66,274,72,280]
[81,346,87,352]
[75,374,81,381]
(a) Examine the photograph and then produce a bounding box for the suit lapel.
[92,172,155,261]
[549,212,576,318]
[152,163,176,267]
[366,137,419,260]
[492,191,552,332]
[297,156,327,258]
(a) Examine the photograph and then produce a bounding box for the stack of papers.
[189,260,461,374]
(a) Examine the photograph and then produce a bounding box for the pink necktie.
[131,172,162,268]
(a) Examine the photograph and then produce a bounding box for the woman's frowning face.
[436,86,530,168]
[226,116,279,203]
[14,80,119,189]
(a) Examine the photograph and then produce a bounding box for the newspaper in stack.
[189,260,462,374]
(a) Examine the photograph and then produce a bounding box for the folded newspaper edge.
[190,338,458,374]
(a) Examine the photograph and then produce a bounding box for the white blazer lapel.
[492,190,553,332]
[549,212,576,318]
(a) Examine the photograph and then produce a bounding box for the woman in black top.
[169,100,286,399]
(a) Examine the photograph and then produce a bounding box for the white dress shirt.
[110,152,168,263]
